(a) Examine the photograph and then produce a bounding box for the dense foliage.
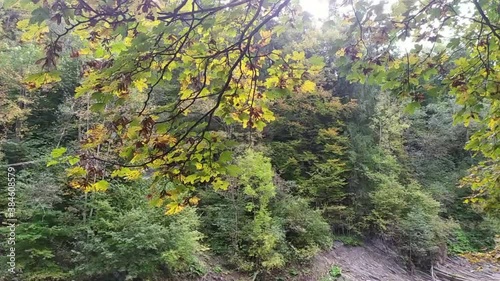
[1,0,500,281]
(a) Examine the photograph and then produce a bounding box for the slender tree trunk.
[14,88,26,140]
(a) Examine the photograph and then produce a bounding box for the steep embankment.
[304,241,500,281]
[193,241,500,281]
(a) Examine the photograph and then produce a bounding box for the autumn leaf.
[133,78,148,93]
[301,80,316,93]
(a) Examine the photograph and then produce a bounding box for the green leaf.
[213,178,229,190]
[156,123,169,134]
[226,165,241,176]
[255,120,266,131]
[46,160,59,167]
[184,174,198,184]
[2,0,19,9]
[92,180,109,191]
[114,23,128,38]
[68,156,80,166]
[30,7,50,25]
[51,147,67,158]
[219,151,232,163]
[309,55,325,67]
[447,38,461,48]
[404,102,421,114]
[94,47,106,58]
[90,103,106,112]
[110,41,127,53]
[201,17,216,30]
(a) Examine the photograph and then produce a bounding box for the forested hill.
[0,0,499,280]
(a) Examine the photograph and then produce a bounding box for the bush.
[0,171,205,281]
[199,149,332,272]
[448,228,476,254]
[0,168,76,281]
[369,180,456,266]
[73,183,204,280]
[273,196,333,260]
[320,265,342,281]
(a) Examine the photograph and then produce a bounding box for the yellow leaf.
[133,78,148,93]
[189,196,200,205]
[259,30,272,45]
[16,19,29,29]
[265,76,279,88]
[408,54,419,64]
[79,48,91,55]
[260,30,272,39]
[153,198,164,207]
[25,71,62,88]
[66,166,87,177]
[262,107,275,122]
[301,80,316,93]
[87,180,109,192]
[488,118,497,130]
[183,174,198,184]
[21,24,49,42]
[291,51,305,61]
[111,167,142,180]
[165,202,184,215]
[124,37,133,46]
[179,0,195,12]
[157,134,177,145]
[69,180,82,189]
[213,178,229,190]
[141,20,161,28]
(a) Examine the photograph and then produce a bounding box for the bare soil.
[298,241,500,281]
[188,241,500,281]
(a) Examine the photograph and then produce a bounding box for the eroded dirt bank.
[192,241,500,281]
[299,241,500,281]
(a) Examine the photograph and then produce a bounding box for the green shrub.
[199,149,332,272]
[0,171,205,281]
[73,183,204,280]
[369,180,457,266]
[320,265,342,281]
[274,196,333,260]
[0,169,76,281]
[329,265,342,277]
[448,228,476,254]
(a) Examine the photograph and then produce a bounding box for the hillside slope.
[194,241,500,281]
[305,241,500,281]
